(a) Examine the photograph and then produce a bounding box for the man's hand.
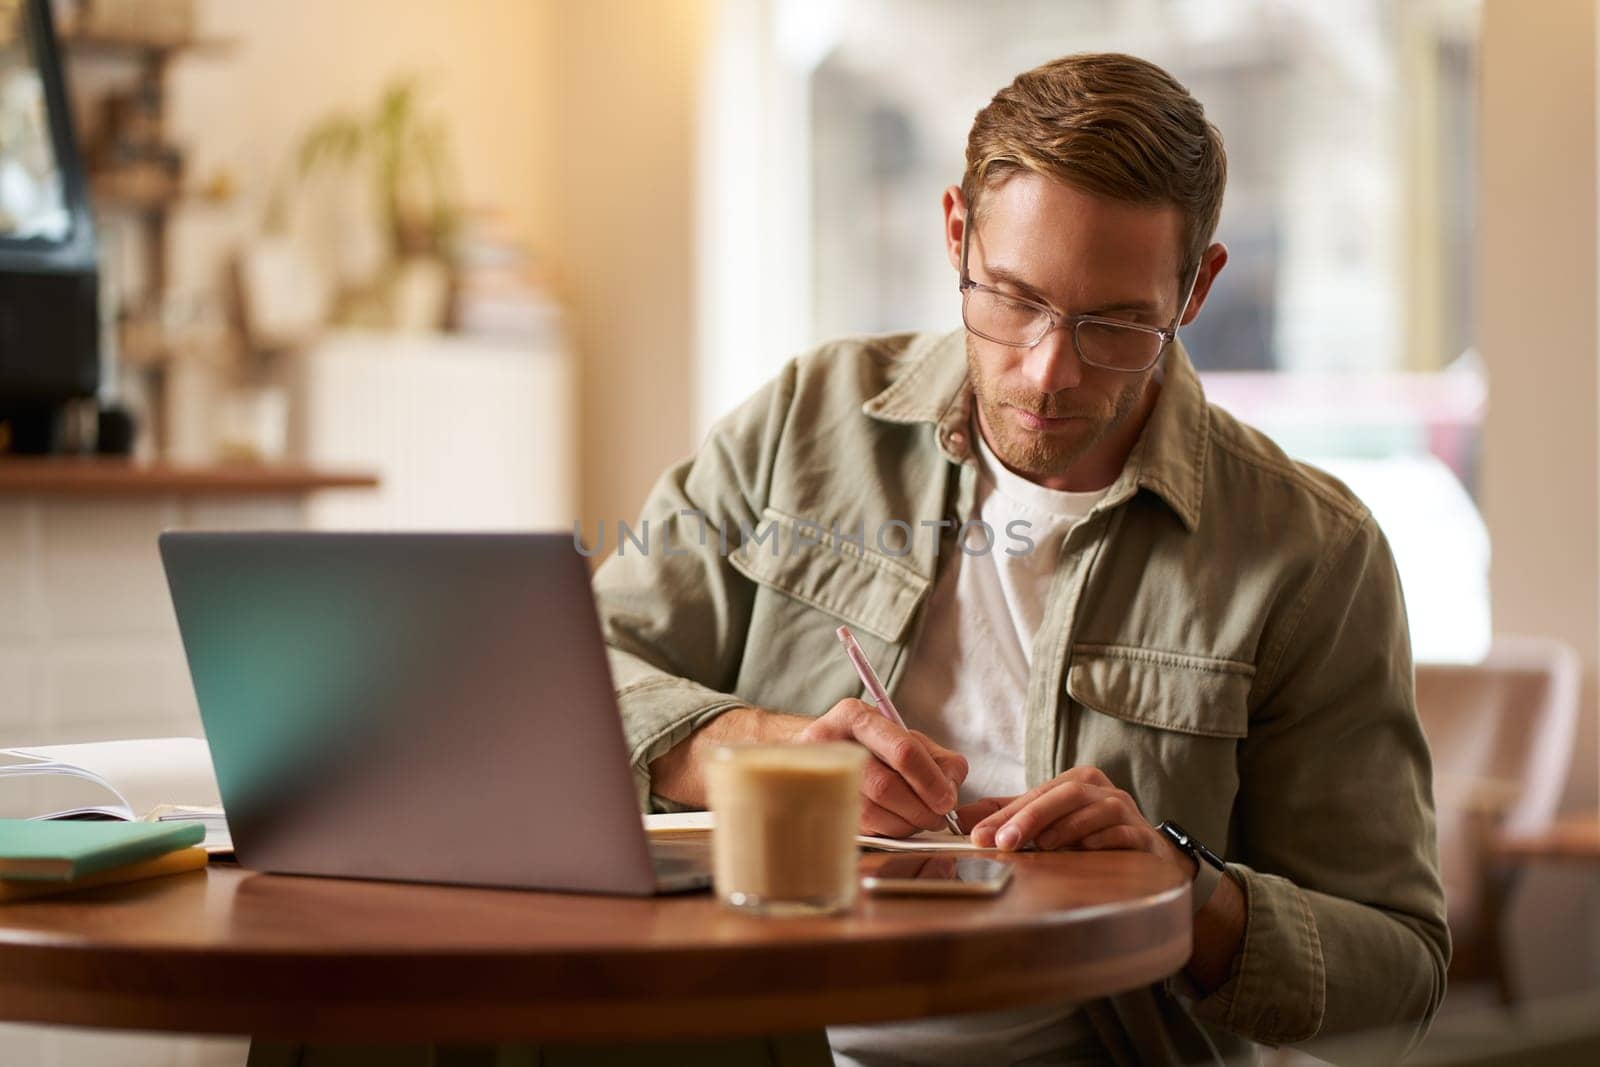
[647,700,968,838]
[957,766,1195,879]
[957,764,1244,995]
[796,699,968,837]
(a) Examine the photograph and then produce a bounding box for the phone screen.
[861,856,1014,895]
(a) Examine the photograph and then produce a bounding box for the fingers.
[912,731,970,789]
[1034,795,1128,850]
[860,797,924,838]
[832,701,958,815]
[968,767,1123,848]
[970,776,1156,855]
[969,781,1061,846]
[804,700,970,833]
[953,797,1010,835]
[860,755,954,832]
[982,787,1144,852]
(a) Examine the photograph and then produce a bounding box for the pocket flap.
[729,507,929,643]
[1066,646,1252,739]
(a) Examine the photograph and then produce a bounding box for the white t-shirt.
[828,428,1111,1067]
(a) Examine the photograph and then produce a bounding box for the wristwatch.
[1157,820,1226,915]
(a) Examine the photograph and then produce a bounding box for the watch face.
[1161,820,1224,870]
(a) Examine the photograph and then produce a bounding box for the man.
[593,53,1448,1064]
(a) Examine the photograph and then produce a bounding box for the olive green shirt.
[592,330,1449,1063]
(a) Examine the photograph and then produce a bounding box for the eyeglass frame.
[957,212,1203,373]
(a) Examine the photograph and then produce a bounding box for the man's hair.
[962,52,1227,285]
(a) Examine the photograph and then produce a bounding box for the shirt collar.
[862,328,1208,532]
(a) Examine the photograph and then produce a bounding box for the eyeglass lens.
[962,289,1165,370]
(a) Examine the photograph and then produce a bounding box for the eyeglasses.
[958,216,1201,373]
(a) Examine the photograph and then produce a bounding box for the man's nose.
[1018,325,1083,393]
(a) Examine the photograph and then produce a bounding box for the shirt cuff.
[1172,863,1327,1045]
[617,676,747,810]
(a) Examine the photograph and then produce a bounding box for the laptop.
[158,531,711,896]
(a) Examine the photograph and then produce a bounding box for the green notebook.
[0,819,206,882]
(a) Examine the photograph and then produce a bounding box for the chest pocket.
[1065,645,1251,847]
[728,506,931,713]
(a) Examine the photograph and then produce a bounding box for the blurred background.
[2,0,1598,1062]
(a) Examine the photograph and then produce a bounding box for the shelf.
[90,174,233,214]
[0,458,379,496]
[60,32,236,60]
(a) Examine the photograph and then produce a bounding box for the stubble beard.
[965,336,1145,482]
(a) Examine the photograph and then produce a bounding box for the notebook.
[0,819,206,881]
[0,846,209,903]
[0,738,233,854]
[644,811,990,852]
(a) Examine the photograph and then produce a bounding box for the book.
[643,811,990,852]
[0,819,206,881]
[0,739,233,855]
[0,846,209,903]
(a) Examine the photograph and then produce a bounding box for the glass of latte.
[705,742,867,916]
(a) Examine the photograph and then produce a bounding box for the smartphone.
[860,855,1014,896]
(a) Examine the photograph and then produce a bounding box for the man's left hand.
[957,766,1196,880]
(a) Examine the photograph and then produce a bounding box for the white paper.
[147,804,233,854]
[643,811,715,832]
[642,811,984,852]
[857,830,984,852]
[0,738,222,821]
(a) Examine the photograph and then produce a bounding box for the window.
[700,0,1486,660]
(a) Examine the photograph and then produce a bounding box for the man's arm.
[649,707,794,808]
[1190,513,1450,1057]
[592,356,967,831]
[592,365,794,810]
[958,512,1446,1055]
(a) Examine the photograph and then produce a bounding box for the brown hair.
[962,53,1227,284]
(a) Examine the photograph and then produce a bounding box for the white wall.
[0,496,313,765]
[546,1,711,528]
[1479,0,1599,816]
[168,0,555,291]
[1478,0,1600,996]
[165,0,709,534]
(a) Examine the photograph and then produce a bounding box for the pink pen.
[835,625,965,836]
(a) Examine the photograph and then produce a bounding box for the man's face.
[950,173,1190,490]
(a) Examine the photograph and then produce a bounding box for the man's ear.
[941,185,967,273]
[1179,242,1229,327]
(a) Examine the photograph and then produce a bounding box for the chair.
[1413,635,1582,1004]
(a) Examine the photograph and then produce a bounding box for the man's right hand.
[793,698,968,837]
[647,699,968,838]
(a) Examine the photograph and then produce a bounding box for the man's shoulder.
[701,330,952,473]
[1198,401,1372,542]
[706,329,955,442]
[786,329,948,400]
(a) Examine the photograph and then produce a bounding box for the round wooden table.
[0,844,1190,1044]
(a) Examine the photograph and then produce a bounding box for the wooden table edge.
[0,866,1193,1042]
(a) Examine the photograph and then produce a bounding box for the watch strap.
[1189,851,1223,915]
[1156,820,1226,915]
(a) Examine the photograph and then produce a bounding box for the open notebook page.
[643,810,987,852]
[0,738,221,821]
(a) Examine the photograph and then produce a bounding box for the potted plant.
[267,77,460,331]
